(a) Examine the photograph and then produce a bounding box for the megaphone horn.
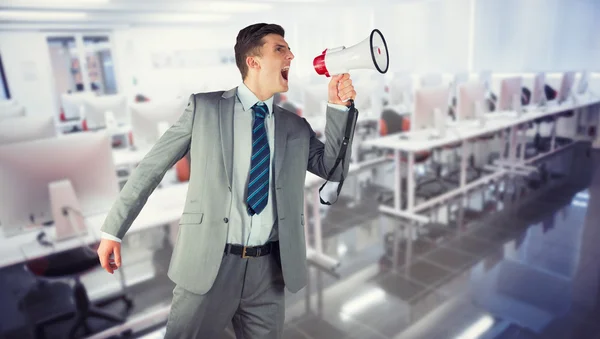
[313,29,389,77]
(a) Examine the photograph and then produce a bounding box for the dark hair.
[234,23,285,80]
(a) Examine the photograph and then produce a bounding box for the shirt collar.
[236,82,274,116]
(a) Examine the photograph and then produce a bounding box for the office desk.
[362,96,600,224]
[0,183,189,269]
[112,146,152,168]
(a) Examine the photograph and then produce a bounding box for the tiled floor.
[2,144,599,339]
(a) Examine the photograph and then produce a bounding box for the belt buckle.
[242,246,249,258]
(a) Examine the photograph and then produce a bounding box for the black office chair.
[25,243,132,338]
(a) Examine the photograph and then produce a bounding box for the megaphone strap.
[318,100,358,205]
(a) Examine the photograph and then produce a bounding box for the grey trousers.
[164,247,286,339]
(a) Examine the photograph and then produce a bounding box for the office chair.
[24,226,132,338]
[25,245,132,338]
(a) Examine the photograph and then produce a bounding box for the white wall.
[0,32,57,117]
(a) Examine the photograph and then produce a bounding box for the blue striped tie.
[246,102,270,216]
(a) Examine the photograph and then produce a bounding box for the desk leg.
[407,152,415,211]
[508,126,518,172]
[394,150,402,210]
[519,126,527,162]
[459,142,468,188]
[550,120,557,151]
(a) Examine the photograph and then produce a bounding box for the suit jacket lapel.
[219,88,236,187]
[273,105,287,184]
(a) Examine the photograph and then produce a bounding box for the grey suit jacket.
[100,87,357,295]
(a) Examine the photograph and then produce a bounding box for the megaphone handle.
[318,100,358,205]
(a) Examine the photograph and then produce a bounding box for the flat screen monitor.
[61,92,94,120]
[531,72,546,106]
[0,115,57,145]
[0,103,26,120]
[457,81,486,121]
[557,71,575,104]
[420,73,443,88]
[413,86,450,131]
[577,71,589,95]
[498,77,522,111]
[479,70,492,91]
[0,132,119,233]
[451,72,470,98]
[130,98,187,148]
[83,94,128,129]
[389,72,413,107]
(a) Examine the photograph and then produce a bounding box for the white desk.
[362,95,600,224]
[0,183,189,269]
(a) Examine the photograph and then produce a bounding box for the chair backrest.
[380,109,408,136]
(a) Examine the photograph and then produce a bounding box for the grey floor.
[2,143,600,339]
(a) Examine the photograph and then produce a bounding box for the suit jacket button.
[224,218,229,223]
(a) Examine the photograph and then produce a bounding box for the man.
[97,23,357,338]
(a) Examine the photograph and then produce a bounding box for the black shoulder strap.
[318,100,359,205]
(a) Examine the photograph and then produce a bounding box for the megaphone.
[313,29,389,77]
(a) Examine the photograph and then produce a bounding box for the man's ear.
[246,55,261,72]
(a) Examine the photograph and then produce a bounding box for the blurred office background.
[1,0,600,338]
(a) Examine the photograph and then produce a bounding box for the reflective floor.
[2,144,599,339]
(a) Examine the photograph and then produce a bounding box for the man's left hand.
[328,73,356,107]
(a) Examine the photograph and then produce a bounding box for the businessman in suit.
[97,23,357,338]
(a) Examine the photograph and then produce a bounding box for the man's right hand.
[97,238,122,274]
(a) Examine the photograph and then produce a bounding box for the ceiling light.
[147,13,231,22]
[0,10,87,20]
[207,1,273,13]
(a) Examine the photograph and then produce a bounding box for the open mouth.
[281,66,289,81]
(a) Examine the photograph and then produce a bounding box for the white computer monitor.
[531,72,546,106]
[82,94,128,129]
[498,77,522,111]
[457,81,486,121]
[0,115,57,145]
[413,86,450,131]
[451,72,470,98]
[130,98,187,148]
[0,103,26,120]
[302,87,328,117]
[479,70,492,92]
[577,71,589,95]
[0,132,119,233]
[557,71,576,104]
[61,92,94,120]
[389,72,413,108]
[420,73,443,88]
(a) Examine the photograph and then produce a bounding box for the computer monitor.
[557,71,575,104]
[302,87,327,117]
[0,103,26,120]
[451,72,470,98]
[457,81,486,121]
[577,71,589,95]
[82,94,128,129]
[413,86,450,131]
[498,77,522,111]
[130,98,187,148]
[479,70,492,91]
[61,92,94,120]
[420,73,443,88]
[389,72,413,108]
[531,72,546,106]
[0,132,119,234]
[0,115,57,145]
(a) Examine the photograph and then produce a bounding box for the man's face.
[250,34,294,95]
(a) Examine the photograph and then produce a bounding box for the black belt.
[224,242,278,258]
